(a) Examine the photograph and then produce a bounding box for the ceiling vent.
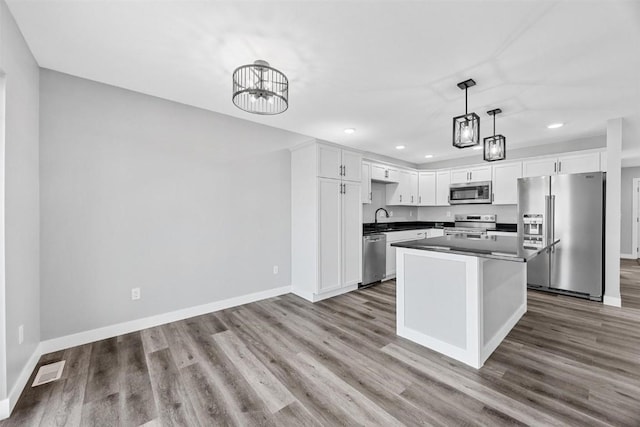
[32,360,65,387]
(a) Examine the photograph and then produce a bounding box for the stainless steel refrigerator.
[517,172,605,301]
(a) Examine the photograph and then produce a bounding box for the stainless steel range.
[443,214,496,238]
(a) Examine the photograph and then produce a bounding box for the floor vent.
[32,361,65,387]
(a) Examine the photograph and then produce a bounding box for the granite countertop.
[391,234,558,262]
[363,221,454,235]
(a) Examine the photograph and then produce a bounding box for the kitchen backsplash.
[363,182,517,224]
[418,204,517,223]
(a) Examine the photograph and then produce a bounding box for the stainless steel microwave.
[448,181,492,204]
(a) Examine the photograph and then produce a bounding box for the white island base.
[396,247,527,369]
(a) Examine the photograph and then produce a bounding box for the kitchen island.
[392,234,557,369]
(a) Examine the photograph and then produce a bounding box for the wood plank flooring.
[3,260,640,426]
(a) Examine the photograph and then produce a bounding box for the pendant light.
[452,79,480,148]
[484,108,506,162]
[232,60,289,115]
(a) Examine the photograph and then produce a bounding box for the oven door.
[448,181,492,204]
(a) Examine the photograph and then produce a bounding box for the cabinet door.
[342,181,362,287]
[450,168,469,184]
[317,144,342,180]
[436,170,451,205]
[342,150,363,182]
[418,172,436,205]
[469,166,492,182]
[492,162,522,205]
[371,164,387,181]
[385,242,396,279]
[318,179,342,293]
[523,158,557,178]
[408,171,419,205]
[557,152,600,175]
[387,168,400,183]
[387,170,410,205]
[361,162,372,204]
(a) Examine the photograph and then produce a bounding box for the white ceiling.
[7,0,640,164]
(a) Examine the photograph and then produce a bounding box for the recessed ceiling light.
[344,128,356,134]
[547,123,564,129]
[395,145,405,150]
[424,154,433,159]
[472,146,482,150]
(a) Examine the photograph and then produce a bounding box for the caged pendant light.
[452,79,480,148]
[483,108,506,162]
[232,60,289,115]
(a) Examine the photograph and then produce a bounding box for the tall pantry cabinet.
[291,142,363,302]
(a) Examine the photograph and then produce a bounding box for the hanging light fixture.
[484,108,506,162]
[452,79,480,148]
[232,60,288,115]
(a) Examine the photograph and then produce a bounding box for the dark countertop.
[391,234,558,262]
[487,223,517,233]
[363,221,454,235]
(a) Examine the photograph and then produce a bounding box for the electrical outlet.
[273,265,279,274]
[18,325,24,345]
[389,211,394,217]
[131,288,141,301]
[409,211,413,217]
[446,211,452,218]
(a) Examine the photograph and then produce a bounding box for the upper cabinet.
[371,163,400,183]
[492,162,522,205]
[435,170,451,206]
[387,169,418,205]
[318,143,362,182]
[522,151,601,178]
[361,161,372,204]
[418,172,436,206]
[450,165,492,184]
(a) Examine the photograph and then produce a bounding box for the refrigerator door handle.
[545,195,552,246]
[550,195,556,252]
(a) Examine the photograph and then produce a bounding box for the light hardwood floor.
[3,261,640,426]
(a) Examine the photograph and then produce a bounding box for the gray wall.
[419,135,605,169]
[40,70,309,339]
[0,0,40,398]
[621,167,640,255]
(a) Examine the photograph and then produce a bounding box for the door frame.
[633,178,640,259]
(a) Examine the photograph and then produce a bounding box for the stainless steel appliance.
[449,181,492,205]
[362,234,386,287]
[443,214,496,238]
[517,172,605,301]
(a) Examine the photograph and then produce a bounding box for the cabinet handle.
[554,162,557,173]
[419,196,421,204]
[559,161,562,173]
[411,196,414,203]
[369,192,372,201]
[385,170,389,178]
[342,165,346,176]
[470,171,473,181]
[400,194,402,203]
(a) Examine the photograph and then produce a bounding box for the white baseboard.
[620,253,636,260]
[0,342,43,420]
[603,295,622,307]
[291,284,358,303]
[40,285,291,355]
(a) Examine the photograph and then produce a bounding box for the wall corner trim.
[603,295,622,307]
[0,343,43,420]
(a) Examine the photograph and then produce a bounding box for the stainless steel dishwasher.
[362,234,386,287]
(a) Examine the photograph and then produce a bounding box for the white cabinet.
[418,172,436,206]
[318,143,362,182]
[436,170,451,206]
[291,142,362,302]
[386,169,418,205]
[522,157,556,178]
[492,162,522,205]
[361,161,372,204]
[450,166,492,184]
[371,164,400,183]
[523,151,602,177]
[557,152,600,175]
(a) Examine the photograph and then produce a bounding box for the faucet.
[374,208,389,224]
